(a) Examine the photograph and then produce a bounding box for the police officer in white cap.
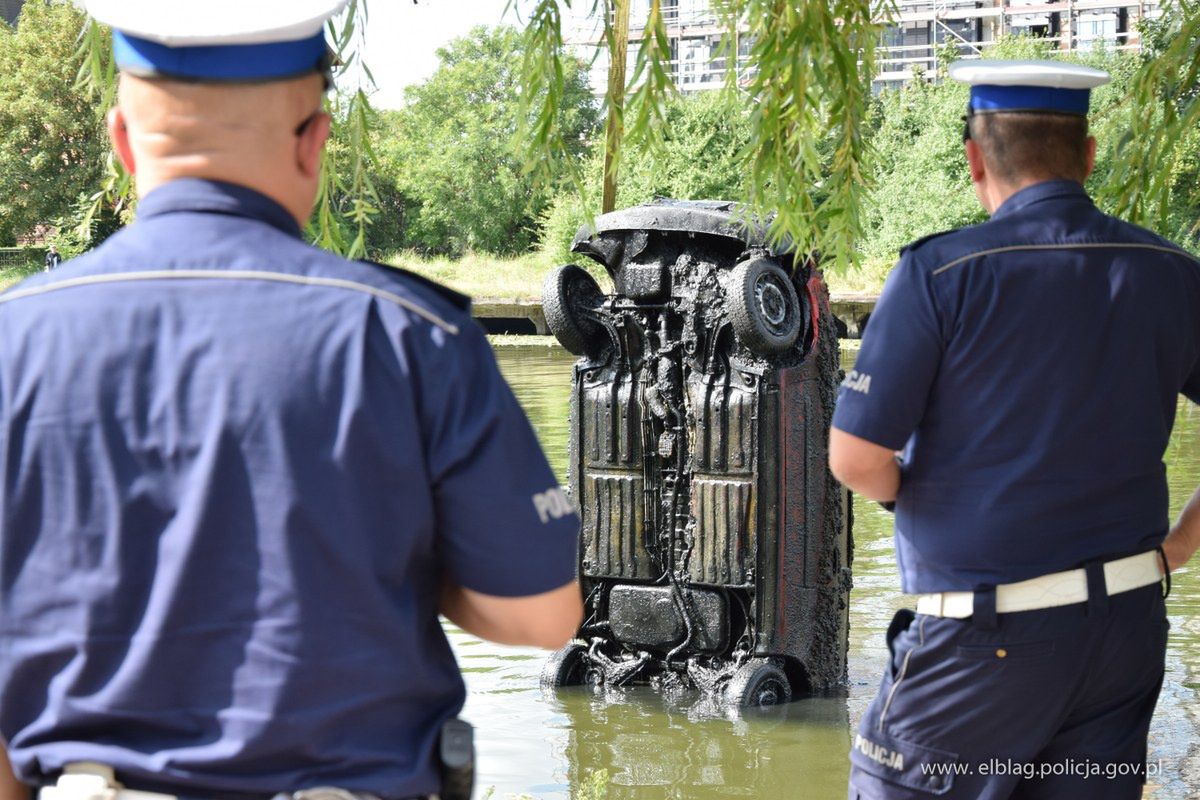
[0,4,583,799]
[831,60,1200,798]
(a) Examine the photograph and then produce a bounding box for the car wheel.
[541,641,590,689]
[725,658,793,707]
[727,257,802,355]
[542,264,606,357]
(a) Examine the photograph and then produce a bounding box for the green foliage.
[372,26,598,258]
[309,0,381,259]
[577,768,610,800]
[849,34,1200,290]
[0,2,109,246]
[730,0,883,270]
[854,38,1062,272]
[858,74,978,268]
[539,91,753,265]
[521,0,884,272]
[623,0,677,164]
[512,0,597,199]
[0,252,42,291]
[1097,4,1200,243]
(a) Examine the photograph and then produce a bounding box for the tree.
[68,0,1200,265]
[855,36,1200,285]
[0,2,109,246]
[518,0,1200,273]
[540,90,753,263]
[518,0,884,271]
[1098,6,1200,241]
[372,25,598,258]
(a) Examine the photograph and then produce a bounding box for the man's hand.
[828,427,902,503]
[0,748,28,800]
[1163,485,1200,573]
[440,580,583,650]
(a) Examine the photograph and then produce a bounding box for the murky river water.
[447,345,1200,799]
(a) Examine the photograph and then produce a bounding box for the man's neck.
[982,175,1071,216]
[135,169,308,229]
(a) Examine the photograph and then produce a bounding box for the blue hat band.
[969,85,1091,116]
[113,30,329,83]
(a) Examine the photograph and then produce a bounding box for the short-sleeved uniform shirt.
[0,179,579,798]
[833,180,1200,594]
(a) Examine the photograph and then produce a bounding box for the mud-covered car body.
[541,200,852,705]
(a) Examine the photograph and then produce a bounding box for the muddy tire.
[725,658,792,707]
[541,641,589,688]
[727,258,802,355]
[543,264,605,356]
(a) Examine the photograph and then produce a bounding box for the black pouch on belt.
[439,718,474,800]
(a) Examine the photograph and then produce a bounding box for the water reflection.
[449,344,1199,799]
[546,687,851,799]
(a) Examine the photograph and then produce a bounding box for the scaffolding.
[566,0,1162,94]
[877,0,1162,85]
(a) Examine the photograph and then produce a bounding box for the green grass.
[386,249,888,301]
[0,263,39,292]
[487,334,561,347]
[386,250,563,302]
[4,251,891,300]
[825,257,892,295]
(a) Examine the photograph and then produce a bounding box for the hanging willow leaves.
[511,0,591,201]
[721,0,883,269]
[310,0,381,258]
[517,0,883,272]
[1097,1,1200,238]
[72,19,126,242]
[623,0,677,172]
[514,0,677,216]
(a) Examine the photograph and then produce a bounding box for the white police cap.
[949,59,1110,116]
[83,0,350,83]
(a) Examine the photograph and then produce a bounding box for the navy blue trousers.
[849,582,1168,799]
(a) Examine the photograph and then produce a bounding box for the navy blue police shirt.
[0,179,579,798]
[833,180,1200,594]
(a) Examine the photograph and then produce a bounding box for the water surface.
[446,345,1199,799]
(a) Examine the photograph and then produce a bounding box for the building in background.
[0,0,24,27]
[566,0,1162,95]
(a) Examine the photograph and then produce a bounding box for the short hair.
[968,112,1090,184]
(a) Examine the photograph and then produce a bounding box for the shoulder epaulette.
[900,229,956,256]
[359,260,472,312]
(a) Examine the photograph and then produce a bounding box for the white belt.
[39,764,172,800]
[39,764,390,800]
[914,551,1164,618]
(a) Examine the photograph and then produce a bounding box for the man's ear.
[107,107,136,175]
[965,139,986,184]
[296,112,332,180]
[1084,135,1097,180]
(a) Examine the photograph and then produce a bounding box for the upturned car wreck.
[541,200,852,707]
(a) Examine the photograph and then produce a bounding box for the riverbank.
[388,250,892,301]
[0,252,891,299]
